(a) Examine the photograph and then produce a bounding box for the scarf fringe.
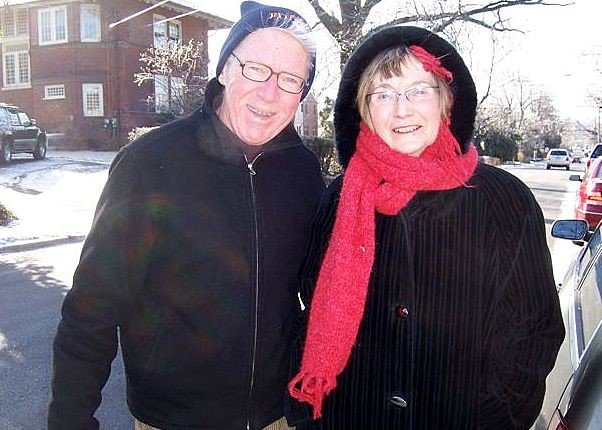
[288,372,337,419]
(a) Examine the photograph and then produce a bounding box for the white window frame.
[38,6,68,46]
[82,83,104,117]
[154,75,168,112]
[154,74,184,114]
[153,14,167,48]
[44,84,66,100]
[2,43,30,88]
[154,15,181,48]
[168,20,181,45]
[80,4,100,43]
[1,7,29,38]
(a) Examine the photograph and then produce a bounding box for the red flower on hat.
[409,45,453,82]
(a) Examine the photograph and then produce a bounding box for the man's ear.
[218,62,229,86]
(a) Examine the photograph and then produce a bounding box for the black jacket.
[49,79,325,430]
[290,166,565,430]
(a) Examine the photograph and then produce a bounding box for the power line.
[108,0,170,29]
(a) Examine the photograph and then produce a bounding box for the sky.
[197,0,601,124]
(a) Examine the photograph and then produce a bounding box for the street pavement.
[0,150,118,254]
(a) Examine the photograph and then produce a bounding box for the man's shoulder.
[127,109,206,154]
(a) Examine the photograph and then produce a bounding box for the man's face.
[217,28,309,146]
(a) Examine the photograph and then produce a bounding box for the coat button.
[389,395,407,408]
[395,305,409,319]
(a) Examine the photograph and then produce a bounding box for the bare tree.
[306,0,570,68]
[134,39,207,120]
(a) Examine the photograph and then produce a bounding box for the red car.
[571,157,602,229]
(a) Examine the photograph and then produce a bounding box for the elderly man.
[48,2,324,429]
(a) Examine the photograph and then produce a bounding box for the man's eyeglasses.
[231,52,306,95]
[367,84,440,107]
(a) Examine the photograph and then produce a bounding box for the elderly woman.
[288,26,564,430]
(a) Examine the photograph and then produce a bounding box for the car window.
[579,257,602,351]
[16,112,30,125]
[591,145,602,158]
[577,227,602,281]
[550,150,567,156]
[8,111,20,126]
[0,109,9,126]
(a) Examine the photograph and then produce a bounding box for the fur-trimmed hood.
[334,26,477,168]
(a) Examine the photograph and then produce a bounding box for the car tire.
[1,141,12,164]
[566,166,570,171]
[33,137,47,160]
[546,165,551,170]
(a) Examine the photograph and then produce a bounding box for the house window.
[153,14,166,47]
[1,7,28,37]
[154,75,184,114]
[2,43,30,87]
[168,20,181,45]
[154,75,168,112]
[44,84,66,100]
[153,15,181,48]
[38,6,67,45]
[82,83,104,117]
[80,4,100,42]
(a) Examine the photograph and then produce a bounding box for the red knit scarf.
[288,120,478,418]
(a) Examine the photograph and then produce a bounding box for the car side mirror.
[569,174,582,182]
[30,118,36,125]
[551,219,589,241]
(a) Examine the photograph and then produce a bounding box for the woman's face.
[367,57,442,157]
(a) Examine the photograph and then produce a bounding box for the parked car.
[546,148,572,170]
[569,157,602,229]
[571,149,585,163]
[531,219,602,430]
[0,103,48,164]
[586,143,602,170]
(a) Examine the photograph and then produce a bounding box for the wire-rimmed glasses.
[367,84,440,107]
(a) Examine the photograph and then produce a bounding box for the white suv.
[546,149,571,171]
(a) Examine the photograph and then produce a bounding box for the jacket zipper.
[245,153,262,430]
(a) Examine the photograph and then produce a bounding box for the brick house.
[0,0,231,148]
[294,92,318,137]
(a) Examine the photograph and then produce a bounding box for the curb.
[0,235,87,254]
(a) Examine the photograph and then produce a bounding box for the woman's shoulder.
[471,163,534,197]
[469,162,541,219]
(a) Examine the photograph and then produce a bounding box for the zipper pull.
[247,160,257,176]
[245,153,263,176]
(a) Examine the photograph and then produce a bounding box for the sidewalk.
[0,150,117,254]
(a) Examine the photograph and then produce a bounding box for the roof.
[140,0,233,30]
[2,0,233,31]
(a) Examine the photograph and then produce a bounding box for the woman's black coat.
[291,165,564,429]
[287,25,564,430]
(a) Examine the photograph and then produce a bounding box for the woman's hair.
[356,46,452,127]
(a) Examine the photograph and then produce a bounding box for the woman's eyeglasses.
[367,84,440,107]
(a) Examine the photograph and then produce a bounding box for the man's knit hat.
[215,1,316,100]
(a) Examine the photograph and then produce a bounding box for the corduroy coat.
[287,26,564,430]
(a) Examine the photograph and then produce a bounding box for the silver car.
[532,219,602,430]
[546,149,572,171]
